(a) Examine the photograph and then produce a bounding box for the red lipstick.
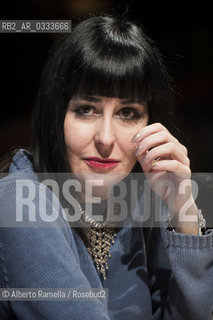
[84,157,119,169]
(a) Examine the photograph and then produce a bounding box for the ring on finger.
[151,157,160,167]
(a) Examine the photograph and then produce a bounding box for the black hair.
[33,14,174,173]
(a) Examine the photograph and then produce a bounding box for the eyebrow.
[76,96,144,105]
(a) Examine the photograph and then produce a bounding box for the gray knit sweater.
[0,149,213,319]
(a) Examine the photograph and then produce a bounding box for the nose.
[94,116,115,157]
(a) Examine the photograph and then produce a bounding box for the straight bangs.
[64,49,151,103]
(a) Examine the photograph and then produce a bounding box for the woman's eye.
[74,105,97,116]
[116,108,140,120]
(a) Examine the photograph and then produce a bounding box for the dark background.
[0,0,213,172]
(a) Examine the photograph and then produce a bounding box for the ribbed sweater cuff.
[161,226,213,249]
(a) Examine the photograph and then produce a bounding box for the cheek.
[116,128,139,155]
[64,116,92,153]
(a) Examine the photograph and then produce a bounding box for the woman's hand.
[132,123,199,234]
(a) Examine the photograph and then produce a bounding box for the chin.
[73,171,129,200]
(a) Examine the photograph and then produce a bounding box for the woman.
[0,15,213,320]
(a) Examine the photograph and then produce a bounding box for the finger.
[150,159,191,174]
[141,142,190,167]
[146,171,171,198]
[132,122,168,143]
[132,122,188,156]
[135,130,174,156]
[146,171,168,184]
[134,130,188,159]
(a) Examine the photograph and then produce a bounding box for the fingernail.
[131,132,141,143]
[134,145,142,156]
[134,145,139,156]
